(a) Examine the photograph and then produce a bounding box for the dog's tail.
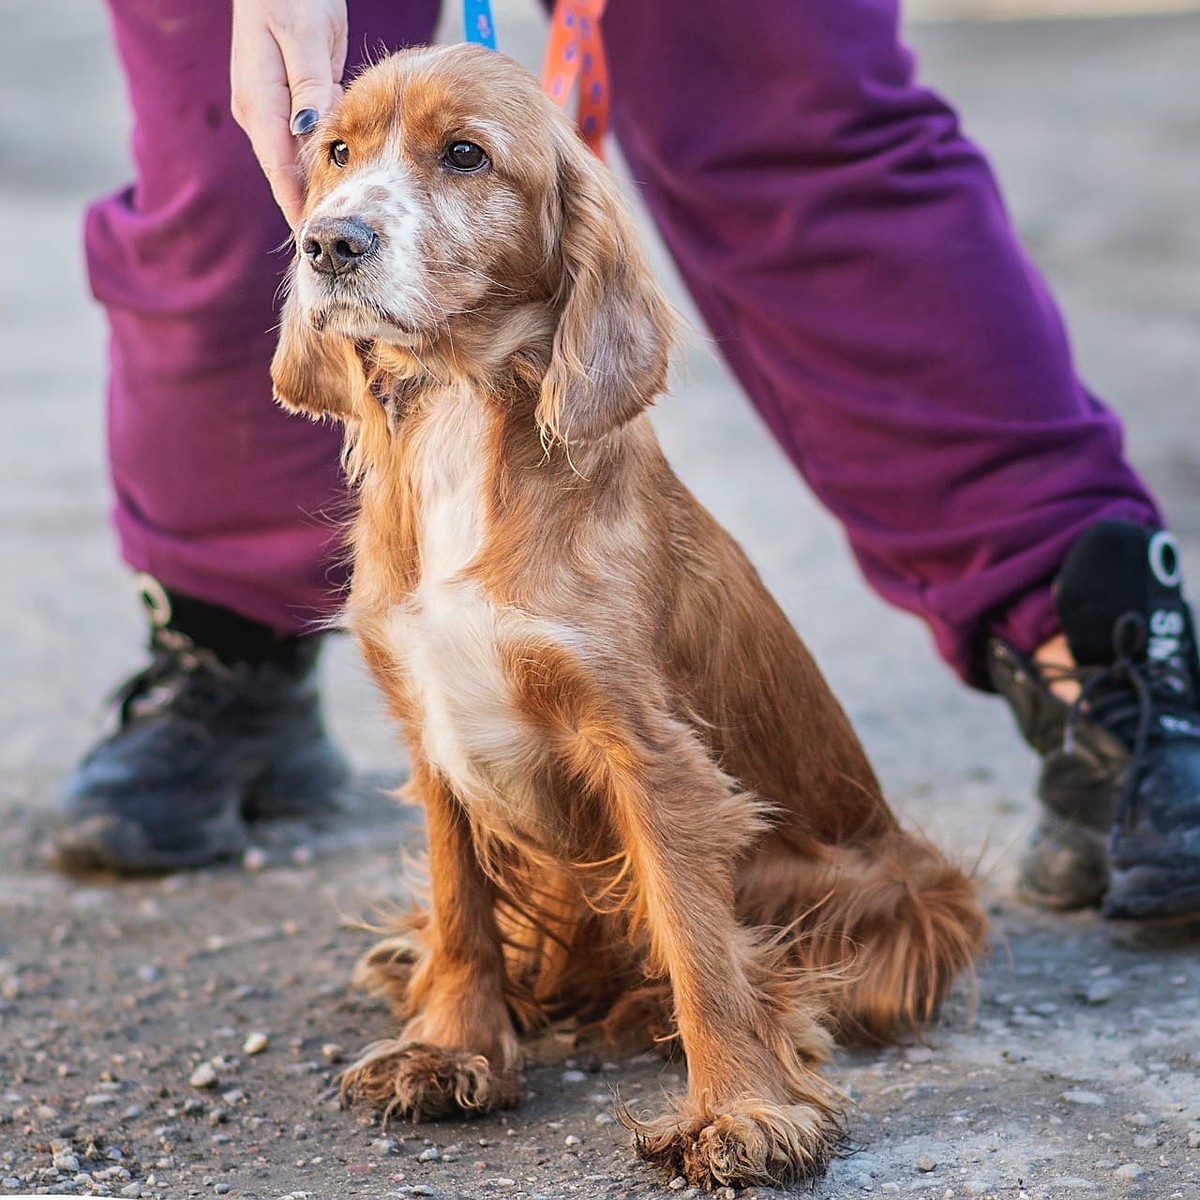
[738,828,987,1043]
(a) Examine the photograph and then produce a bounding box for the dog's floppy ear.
[271,280,362,422]
[536,145,676,446]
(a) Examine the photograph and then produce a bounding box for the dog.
[270,43,987,1189]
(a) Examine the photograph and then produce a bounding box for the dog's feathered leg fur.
[552,694,842,1189]
[340,757,521,1120]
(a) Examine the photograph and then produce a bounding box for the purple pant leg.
[602,0,1160,685]
[86,0,439,634]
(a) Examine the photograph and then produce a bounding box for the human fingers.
[230,0,347,228]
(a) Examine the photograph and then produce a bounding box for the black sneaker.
[990,520,1200,920]
[55,587,350,873]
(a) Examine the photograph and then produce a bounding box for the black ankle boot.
[55,579,350,873]
[990,521,1200,919]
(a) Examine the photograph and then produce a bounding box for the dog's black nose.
[302,216,378,275]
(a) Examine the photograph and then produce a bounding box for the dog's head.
[272,44,674,444]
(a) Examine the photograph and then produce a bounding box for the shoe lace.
[1042,612,1198,828]
[110,633,239,728]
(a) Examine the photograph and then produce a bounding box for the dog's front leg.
[341,757,521,1121]
[591,716,841,1188]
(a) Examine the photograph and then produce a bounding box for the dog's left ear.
[271,279,362,422]
[536,146,676,445]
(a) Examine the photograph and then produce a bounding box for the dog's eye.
[442,140,488,173]
[330,140,350,168]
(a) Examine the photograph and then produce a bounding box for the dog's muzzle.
[302,216,379,277]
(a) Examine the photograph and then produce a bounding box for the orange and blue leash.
[462,0,609,159]
[461,0,498,49]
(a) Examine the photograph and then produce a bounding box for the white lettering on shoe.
[1149,608,1185,663]
[1148,530,1182,588]
[1160,714,1200,736]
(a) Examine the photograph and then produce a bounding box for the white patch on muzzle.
[296,164,428,340]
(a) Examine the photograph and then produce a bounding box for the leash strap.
[463,0,610,158]
[542,0,610,158]
[462,0,497,49]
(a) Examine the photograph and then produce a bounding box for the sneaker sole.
[1104,864,1200,921]
[52,809,248,875]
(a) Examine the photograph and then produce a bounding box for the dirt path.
[4,804,1200,1199]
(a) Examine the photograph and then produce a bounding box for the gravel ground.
[4,829,1200,1200]
[4,2,1200,1198]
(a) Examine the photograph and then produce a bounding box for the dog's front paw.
[340,1039,520,1122]
[623,1095,840,1188]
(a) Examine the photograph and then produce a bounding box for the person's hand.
[230,0,348,228]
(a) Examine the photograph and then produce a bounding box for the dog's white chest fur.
[384,392,534,818]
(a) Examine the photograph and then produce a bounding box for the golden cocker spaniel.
[271,43,986,1189]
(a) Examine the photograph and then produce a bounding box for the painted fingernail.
[289,107,319,136]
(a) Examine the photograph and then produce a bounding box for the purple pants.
[87,0,1159,686]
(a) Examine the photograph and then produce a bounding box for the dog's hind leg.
[737,829,987,1043]
[519,905,677,1056]
[341,756,521,1122]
